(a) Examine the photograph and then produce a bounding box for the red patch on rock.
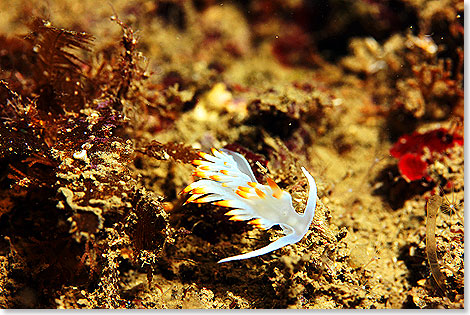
[398,153,428,182]
[390,128,463,158]
[390,127,463,182]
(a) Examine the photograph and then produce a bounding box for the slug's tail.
[217,233,301,263]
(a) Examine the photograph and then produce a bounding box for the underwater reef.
[0,0,463,309]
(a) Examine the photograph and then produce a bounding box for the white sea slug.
[182,148,318,263]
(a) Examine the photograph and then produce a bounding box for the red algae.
[397,153,428,182]
[390,128,463,158]
[390,127,463,182]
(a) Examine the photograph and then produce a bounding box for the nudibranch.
[182,148,318,263]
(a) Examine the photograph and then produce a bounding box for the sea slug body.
[182,148,318,263]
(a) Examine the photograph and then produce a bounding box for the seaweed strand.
[425,195,447,296]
